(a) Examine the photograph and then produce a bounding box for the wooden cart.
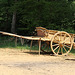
[35,27,75,55]
[0,27,75,56]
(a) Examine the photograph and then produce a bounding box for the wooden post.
[15,37,17,47]
[38,40,41,55]
[30,40,33,52]
[21,38,24,45]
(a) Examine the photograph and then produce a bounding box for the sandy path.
[0,48,75,75]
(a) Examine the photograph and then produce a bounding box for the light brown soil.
[0,48,75,75]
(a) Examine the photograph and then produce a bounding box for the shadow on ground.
[65,59,75,61]
[23,51,54,56]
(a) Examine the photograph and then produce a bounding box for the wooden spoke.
[52,44,59,47]
[63,46,67,52]
[54,37,58,41]
[64,44,70,49]
[60,33,62,41]
[61,47,63,54]
[55,35,60,41]
[64,38,70,43]
[57,35,60,40]
[54,46,59,51]
[57,47,60,54]
[64,34,66,40]
[58,36,60,41]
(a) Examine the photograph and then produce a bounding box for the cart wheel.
[51,31,73,56]
[41,41,50,53]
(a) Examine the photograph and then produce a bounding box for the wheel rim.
[51,31,73,55]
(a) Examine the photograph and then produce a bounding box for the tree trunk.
[11,0,17,33]
[11,11,16,33]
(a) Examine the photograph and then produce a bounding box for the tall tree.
[11,0,17,33]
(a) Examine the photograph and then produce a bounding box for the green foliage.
[0,0,75,35]
[0,0,13,32]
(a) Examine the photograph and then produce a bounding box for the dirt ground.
[0,48,75,75]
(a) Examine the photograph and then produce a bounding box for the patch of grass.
[0,36,39,50]
[16,45,39,50]
[0,40,15,48]
[70,48,75,55]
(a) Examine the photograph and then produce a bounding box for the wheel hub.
[59,43,63,47]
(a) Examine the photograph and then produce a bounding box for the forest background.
[0,0,75,36]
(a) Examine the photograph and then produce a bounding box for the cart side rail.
[36,27,48,37]
[35,27,59,37]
